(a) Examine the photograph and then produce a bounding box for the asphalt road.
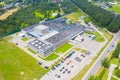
[83,31,120,80]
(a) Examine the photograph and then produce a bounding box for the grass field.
[111,77,117,80]
[0,2,5,5]
[109,4,120,14]
[99,28,113,40]
[28,48,59,61]
[94,31,105,42]
[44,53,59,61]
[0,8,18,20]
[0,38,48,80]
[65,10,91,22]
[110,58,120,66]
[85,31,105,42]
[28,48,37,54]
[75,48,87,53]
[55,43,73,53]
[21,37,29,41]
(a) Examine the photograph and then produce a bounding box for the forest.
[72,0,120,32]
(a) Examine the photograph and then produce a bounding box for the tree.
[71,0,120,32]
[112,42,120,58]
[0,0,77,37]
[101,58,109,68]
[115,68,120,78]
[88,75,96,80]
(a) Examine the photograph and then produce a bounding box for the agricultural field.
[0,8,18,20]
[0,38,48,80]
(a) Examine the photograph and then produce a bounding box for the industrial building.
[22,18,84,57]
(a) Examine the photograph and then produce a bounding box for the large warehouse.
[22,18,84,57]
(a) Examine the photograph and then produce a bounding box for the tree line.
[71,0,120,32]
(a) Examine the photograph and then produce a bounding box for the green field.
[111,77,117,80]
[34,11,44,18]
[44,53,59,61]
[55,43,73,53]
[21,37,29,41]
[99,28,113,40]
[110,58,120,66]
[28,48,37,54]
[0,38,48,80]
[94,31,105,42]
[85,31,105,42]
[109,4,120,14]
[28,48,59,61]
[65,10,91,22]
[75,48,87,53]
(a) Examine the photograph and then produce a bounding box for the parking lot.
[71,33,106,55]
[41,50,92,80]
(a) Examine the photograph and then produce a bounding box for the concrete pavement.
[108,64,117,80]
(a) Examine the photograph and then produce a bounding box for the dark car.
[81,54,86,57]
[68,71,71,74]
[38,62,42,65]
[63,71,65,74]
[62,67,65,69]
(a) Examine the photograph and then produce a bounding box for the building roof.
[28,39,53,52]
[45,23,84,44]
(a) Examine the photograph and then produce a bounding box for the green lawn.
[110,40,120,65]
[99,28,113,40]
[111,77,117,80]
[85,31,105,42]
[28,48,59,61]
[109,4,120,14]
[21,37,29,41]
[44,53,59,61]
[28,48,37,54]
[55,43,73,53]
[65,10,91,22]
[0,38,48,80]
[110,58,120,66]
[94,31,105,42]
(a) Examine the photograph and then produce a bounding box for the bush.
[115,68,120,78]
[101,58,109,68]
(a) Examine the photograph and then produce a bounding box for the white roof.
[39,31,59,40]
[34,25,48,30]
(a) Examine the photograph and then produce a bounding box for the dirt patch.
[0,8,18,20]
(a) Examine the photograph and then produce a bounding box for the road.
[82,31,120,80]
